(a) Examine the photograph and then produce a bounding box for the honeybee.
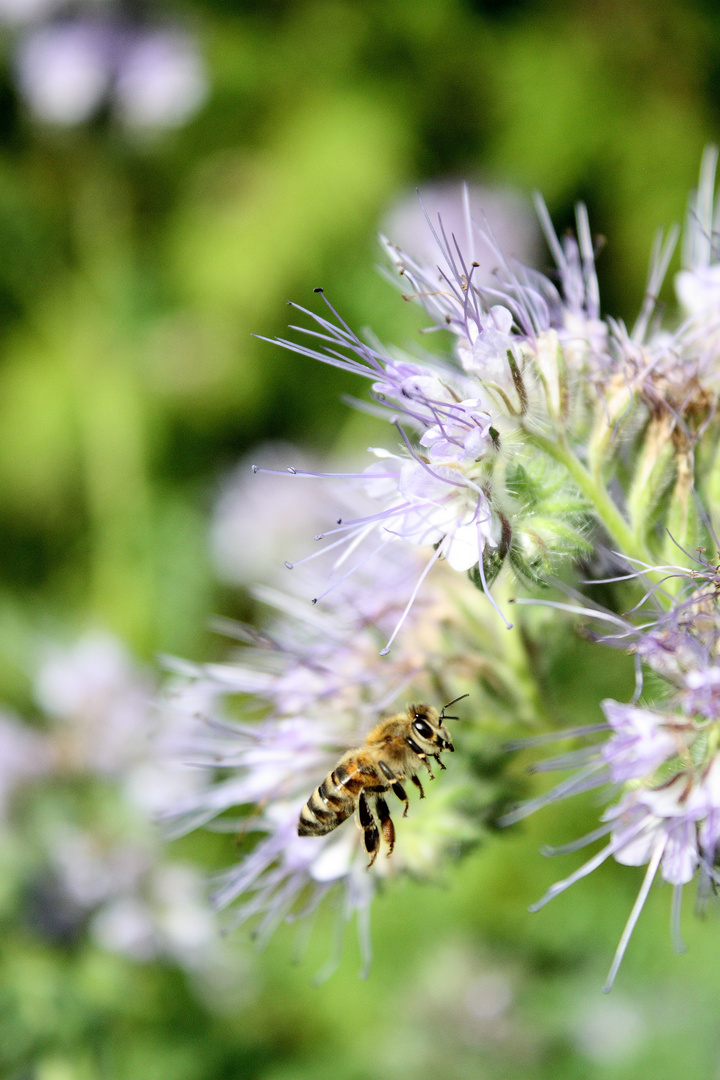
[297,695,468,867]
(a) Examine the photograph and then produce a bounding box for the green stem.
[526,430,654,569]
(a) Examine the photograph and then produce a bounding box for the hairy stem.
[526,430,654,569]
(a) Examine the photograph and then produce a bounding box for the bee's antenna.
[440,693,469,720]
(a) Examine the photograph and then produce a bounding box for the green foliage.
[469,456,592,592]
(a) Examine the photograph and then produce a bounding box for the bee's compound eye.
[412,718,433,740]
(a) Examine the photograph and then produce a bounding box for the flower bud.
[626,413,675,537]
[662,444,699,564]
[587,373,635,475]
[531,330,567,422]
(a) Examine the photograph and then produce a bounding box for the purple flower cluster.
[260,152,720,648]
[159,547,477,975]
[258,194,610,639]
[255,325,511,646]
[3,0,207,129]
[510,556,720,990]
[163,150,720,983]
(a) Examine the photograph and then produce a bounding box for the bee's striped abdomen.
[297,762,364,837]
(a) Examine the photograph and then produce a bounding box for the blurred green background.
[3,0,720,1077]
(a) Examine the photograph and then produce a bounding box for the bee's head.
[407,695,467,753]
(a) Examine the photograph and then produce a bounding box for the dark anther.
[313,287,324,293]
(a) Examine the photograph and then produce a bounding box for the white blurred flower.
[115,30,208,129]
[676,144,720,319]
[45,820,223,972]
[35,631,154,776]
[211,445,328,586]
[0,0,63,26]
[91,895,157,961]
[17,22,110,124]
[675,263,720,317]
[90,861,220,968]
[49,826,150,909]
[151,863,216,959]
[13,12,207,130]
[0,711,51,821]
[572,995,646,1064]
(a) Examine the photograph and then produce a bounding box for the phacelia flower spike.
[509,549,720,990]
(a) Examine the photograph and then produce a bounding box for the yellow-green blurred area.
[2,0,720,1078]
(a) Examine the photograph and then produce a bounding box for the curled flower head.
[261,236,598,644]
[592,150,720,436]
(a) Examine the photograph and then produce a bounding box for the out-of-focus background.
[2,1,720,1078]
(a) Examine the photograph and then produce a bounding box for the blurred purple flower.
[14,13,207,129]
[508,572,720,990]
[211,444,331,587]
[35,631,154,776]
[17,21,111,124]
[158,545,474,975]
[114,30,208,129]
[0,0,62,26]
[0,711,51,822]
[382,184,541,293]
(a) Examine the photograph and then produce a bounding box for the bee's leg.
[391,781,409,817]
[358,791,380,869]
[433,753,446,771]
[406,736,435,780]
[410,774,425,799]
[375,795,395,856]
